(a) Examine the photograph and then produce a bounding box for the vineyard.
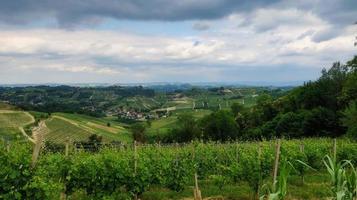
[43,113,132,144]
[0,111,35,141]
[1,138,356,200]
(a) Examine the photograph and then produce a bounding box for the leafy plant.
[260,158,294,200]
[324,155,357,200]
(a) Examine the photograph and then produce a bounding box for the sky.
[0,0,356,85]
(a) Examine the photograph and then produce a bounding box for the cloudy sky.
[0,0,356,85]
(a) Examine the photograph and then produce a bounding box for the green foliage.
[260,159,294,200]
[323,155,357,200]
[131,123,147,142]
[200,110,239,141]
[0,139,356,199]
[231,102,245,116]
[342,101,357,140]
[0,142,33,199]
[169,113,200,142]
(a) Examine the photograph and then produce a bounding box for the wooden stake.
[134,140,138,200]
[257,143,262,199]
[235,142,239,162]
[134,140,137,175]
[191,143,202,200]
[333,138,337,162]
[193,172,202,200]
[6,141,10,152]
[60,138,70,200]
[272,139,281,191]
[299,143,304,153]
[300,142,305,185]
[192,142,195,160]
[65,137,70,157]
[31,133,43,168]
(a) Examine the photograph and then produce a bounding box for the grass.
[45,113,132,144]
[141,172,330,200]
[0,102,18,110]
[0,112,33,127]
[45,117,91,143]
[0,127,24,141]
[146,109,212,137]
[0,111,34,141]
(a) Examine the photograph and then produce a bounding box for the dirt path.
[24,111,35,125]
[0,110,37,143]
[19,127,36,143]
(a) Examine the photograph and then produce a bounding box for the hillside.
[0,102,132,144]
[0,110,34,141]
[44,113,131,143]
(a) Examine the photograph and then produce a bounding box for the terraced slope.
[44,113,131,144]
[0,111,35,141]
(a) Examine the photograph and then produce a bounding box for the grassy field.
[0,111,34,141]
[147,109,212,138]
[45,113,132,144]
[0,102,19,110]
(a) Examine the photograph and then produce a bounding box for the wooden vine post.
[300,142,305,184]
[194,173,202,200]
[272,139,281,191]
[65,137,70,157]
[257,143,262,200]
[134,140,138,200]
[6,140,10,152]
[192,142,202,200]
[31,132,44,168]
[60,137,70,200]
[235,142,239,162]
[333,138,337,162]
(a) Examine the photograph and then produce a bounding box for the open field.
[146,109,212,138]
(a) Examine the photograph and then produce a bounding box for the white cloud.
[0,6,356,83]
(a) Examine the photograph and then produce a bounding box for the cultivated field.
[0,110,35,141]
[44,113,132,143]
[2,138,356,199]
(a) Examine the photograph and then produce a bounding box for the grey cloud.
[297,30,315,40]
[0,0,279,27]
[193,22,210,31]
[0,0,355,30]
[312,28,343,43]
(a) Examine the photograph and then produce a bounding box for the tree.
[275,112,304,138]
[342,71,357,103]
[342,101,357,140]
[302,107,342,137]
[200,110,239,141]
[231,102,245,117]
[169,113,200,142]
[346,55,357,72]
[131,123,147,143]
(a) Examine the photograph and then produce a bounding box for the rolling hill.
[0,110,35,141]
[44,113,132,144]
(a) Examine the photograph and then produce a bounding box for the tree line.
[133,56,357,143]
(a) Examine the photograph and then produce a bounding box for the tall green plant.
[260,158,293,200]
[323,155,357,200]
